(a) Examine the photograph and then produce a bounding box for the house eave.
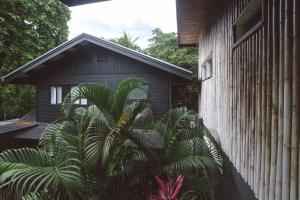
[176,0,212,46]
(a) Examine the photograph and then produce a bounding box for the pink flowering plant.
[148,175,184,200]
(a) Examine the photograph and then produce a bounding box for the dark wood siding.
[35,44,172,123]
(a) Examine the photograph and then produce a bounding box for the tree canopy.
[109,29,198,71]
[144,28,198,71]
[0,0,70,120]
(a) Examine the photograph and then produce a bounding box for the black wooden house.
[0,33,192,145]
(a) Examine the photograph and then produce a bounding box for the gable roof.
[2,33,192,83]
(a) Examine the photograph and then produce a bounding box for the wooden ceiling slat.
[176,0,211,46]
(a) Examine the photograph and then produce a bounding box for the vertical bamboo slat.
[269,0,279,199]
[290,0,300,199]
[282,0,293,199]
[254,30,262,197]
[275,0,285,199]
[259,11,267,199]
[195,0,299,199]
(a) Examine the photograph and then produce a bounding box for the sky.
[68,0,177,49]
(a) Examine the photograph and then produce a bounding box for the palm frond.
[102,130,120,166]
[163,156,218,175]
[62,83,113,117]
[112,78,148,120]
[84,118,108,168]
[165,108,192,130]
[86,105,115,129]
[0,148,82,198]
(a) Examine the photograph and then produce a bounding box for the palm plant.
[0,78,224,200]
[0,78,149,199]
[121,108,224,199]
[0,147,82,199]
[109,31,141,51]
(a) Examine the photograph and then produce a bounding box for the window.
[50,86,62,104]
[233,0,262,44]
[71,86,87,105]
[201,55,213,80]
[128,84,148,100]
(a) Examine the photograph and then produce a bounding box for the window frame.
[127,82,149,101]
[50,86,63,105]
[232,0,263,48]
[200,54,213,81]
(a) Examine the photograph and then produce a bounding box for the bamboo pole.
[250,31,256,190]
[245,38,249,183]
[242,41,246,179]
[230,1,236,165]
[248,36,253,187]
[269,0,279,199]
[237,43,241,172]
[244,40,247,180]
[254,30,262,197]
[295,0,300,198]
[275,0,285,199]
[282,0,293,199]
[289,0,299,199]
[259,10,267,199]
[247,37,251,185]
[264,1,273,198]
[249,35,252,188]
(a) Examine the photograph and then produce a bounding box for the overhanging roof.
[176,0,211,46]
[14,123,49,140]
[2,33,192,84]
[61,0,108,6]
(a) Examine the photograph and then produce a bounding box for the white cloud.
[67,0,177,48]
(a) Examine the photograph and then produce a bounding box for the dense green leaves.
[109,29,198,71]
[145,28,198,71]
[0,78,149,199]
[0,0,70,120]
[0,78,224,199]
[0,148,82,198]
[144,28,199,110]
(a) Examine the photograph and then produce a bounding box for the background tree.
[145,28,199,110]
[109,31,142,52]
[144,28,198,71]
[0,0,70,120]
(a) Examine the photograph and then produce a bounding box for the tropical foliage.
[0,0,70,120]
[109,29,198,71]
[145,28,199,110]
[109,31,142,52]
[0,78,224,199]
[144,28,198,71]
